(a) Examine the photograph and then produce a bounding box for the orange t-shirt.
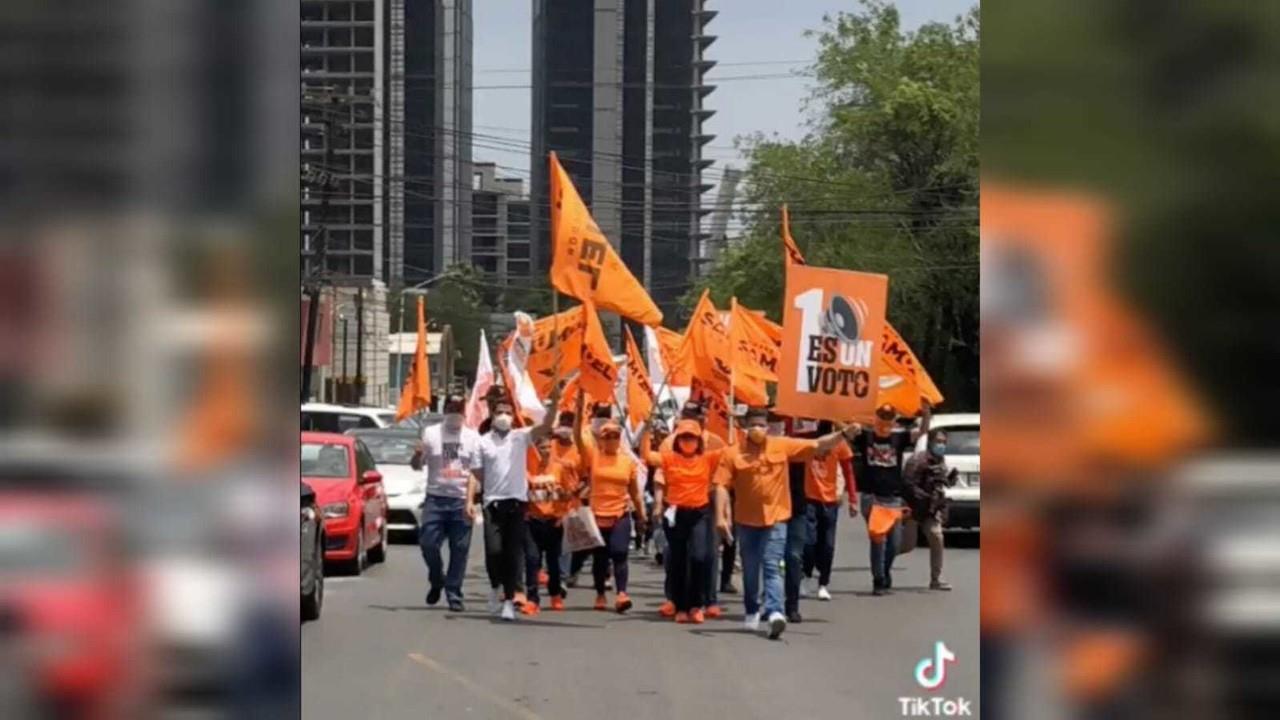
[656,447,724,509]
[714,437,818,527]
[583,444,638,524]
[804,440,853,504]
[527,459,580,520]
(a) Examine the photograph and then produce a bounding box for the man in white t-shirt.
[415,395,482,612]
[466,389,558,621]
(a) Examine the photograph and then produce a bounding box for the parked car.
[300,432,388,573]
[0,493,141,718]
[300,482,324,621]
[301,403,396,433]
[907,413,980,531]
[347,429,424,540]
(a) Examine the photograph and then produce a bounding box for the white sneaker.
[743,612,760,632]
[487,587,501,615]
[500,600,516,622]
[817,586,832,602]
[767,612,787,639]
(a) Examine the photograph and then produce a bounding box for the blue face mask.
[930,443,947,458]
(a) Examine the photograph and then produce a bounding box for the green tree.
[692,0,979,409]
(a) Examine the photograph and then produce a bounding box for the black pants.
[593,515,632,594]
[483,499,527,600]
[802,500,840,586]
[570,548,591,576]
[720,531,736,587]
[524,517,563,605]
[667,506,712,612]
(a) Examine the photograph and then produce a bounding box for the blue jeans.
[861,494,903,585]
[737,523,787,618]
[419,496,473,603]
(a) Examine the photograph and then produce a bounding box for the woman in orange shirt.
[521,434,581,615]
[651,419,724,623]
[575,416,647,613]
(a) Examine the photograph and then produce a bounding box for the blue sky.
[471,0,975,186]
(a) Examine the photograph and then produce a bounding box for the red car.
[301,431,388,573]
[0,494,142,719]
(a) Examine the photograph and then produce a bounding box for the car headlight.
[321,502,349,519]
[301,506,317,524]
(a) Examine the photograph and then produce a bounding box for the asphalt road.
[302,517,979,720]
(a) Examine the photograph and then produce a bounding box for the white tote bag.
[562,506,605,553]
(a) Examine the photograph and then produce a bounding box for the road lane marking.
[406,652,545,720]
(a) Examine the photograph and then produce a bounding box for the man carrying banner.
[852,401,932,595]
[714,408,851,639]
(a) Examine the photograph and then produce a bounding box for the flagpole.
[728,297,737,446]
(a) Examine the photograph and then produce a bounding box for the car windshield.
[360,436,417,465]
[301,442,350,477]
[943,428,980,455]
[0,523,83,576]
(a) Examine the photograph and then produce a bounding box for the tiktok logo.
[914,641,956,691]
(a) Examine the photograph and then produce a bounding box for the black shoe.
[654,552,663,564]
[447,599,466,612]
[872,586,887,597]
[720,581,738,595]
[426,585,443,606]
[885,572,893,589]
[787,610,803,624]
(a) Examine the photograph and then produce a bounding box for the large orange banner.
[775,264,889,423]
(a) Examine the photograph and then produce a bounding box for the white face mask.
[443,414,464,432]
[492,414,513,433]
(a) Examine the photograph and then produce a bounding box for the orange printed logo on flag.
[549,153,663,326]
[578,301,619,404]
[395,296,432,421]
[623,327,654,428]
[776,264,888,423]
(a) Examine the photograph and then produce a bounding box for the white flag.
[465,330,494,430]
[505,313,546,424]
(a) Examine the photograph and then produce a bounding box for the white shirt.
[420,424,483,499]
[476,427,535,503]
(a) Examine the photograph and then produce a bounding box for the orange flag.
[682,290,768,405]
[730,297,781,383]
[395,296,432,421]
[526,305,587,397]
[689,377,734,443]
[876,321,945,416]
[549,153,663,326]
[623,327,654,427]
[579,301,620,404]
[655,326,690,387]
[781,204,807,267]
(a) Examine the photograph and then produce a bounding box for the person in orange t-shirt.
[521,434,581,614]
[575,415,647,613]
[650,419,724,624]
[714,407,850,639]
[800,420,856,602]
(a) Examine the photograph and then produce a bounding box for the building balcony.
[693,34,717,50]
[695,133,717,146]
[692,108,716,121]
[695,158,715,170]
[696,84,716,98]
[696,9,719,26]
[695,59,717,73]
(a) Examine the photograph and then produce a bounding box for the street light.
[393,270,457,401]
